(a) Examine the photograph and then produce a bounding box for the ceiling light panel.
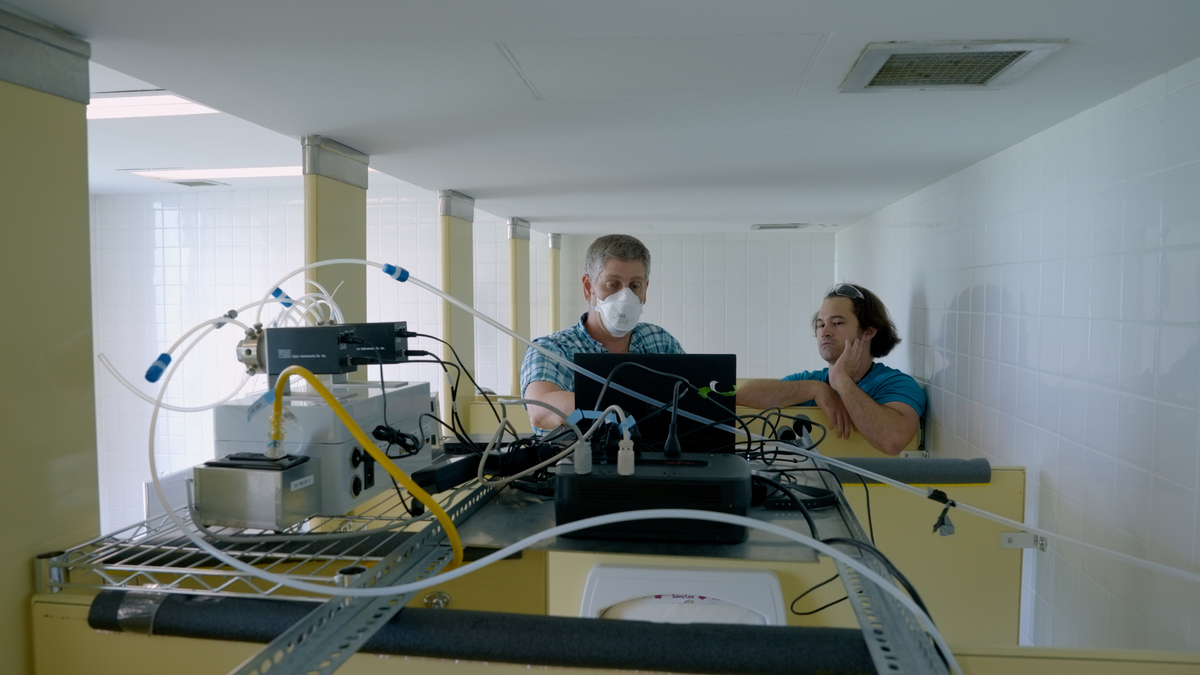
[131,166,302,180]
[87,94,219,119]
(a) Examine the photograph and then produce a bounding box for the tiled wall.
[838,55,1200,649]
[548,232,837,379]
[472,211,512,395]
[364,180,444,392]
[93,179,537,531]
[90,188,306,530]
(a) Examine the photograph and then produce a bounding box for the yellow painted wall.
[304,172,367,324]
[1,79,99,675]
[440,212,475,421]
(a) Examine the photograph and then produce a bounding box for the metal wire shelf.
[36,485,461,601]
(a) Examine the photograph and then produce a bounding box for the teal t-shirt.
[781,362,926,417]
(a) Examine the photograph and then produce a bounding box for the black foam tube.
[830,457,992,485]
[89,590,878,675]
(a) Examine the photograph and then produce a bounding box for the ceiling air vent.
[172,180,228,187]
[751,223,805,230]
[840,40,1065,92]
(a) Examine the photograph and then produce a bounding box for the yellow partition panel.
[841,467,1026,645]
[467,399,534,435]
[735,404,921,457]
[2,78,98,675]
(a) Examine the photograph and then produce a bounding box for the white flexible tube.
[100,315,253,413]
[98,353,251,413]
[256,258,382,325]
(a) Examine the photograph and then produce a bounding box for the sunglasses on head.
[828,283,864,300]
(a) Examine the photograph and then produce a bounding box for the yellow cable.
[272,365,464,569]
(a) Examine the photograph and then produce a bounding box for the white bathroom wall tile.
[1117,393,1157,472]
[1063,195,1093,259]
[1041,317,1060,372]
[1084,385,1119,457]
[1062,258,1091,319]
[1089,256,1123,321]
[1036,373,1062,434]
[969,313,986,358]
[1127,97,1167,182]
[955,311,971,357]
[1153,403,1200,490]
[1000,315,1020,365]
[1161,162,1200,247]
[1058,318,1086,377]
[1093,111,1128,190]
[1120,323,1159,397]
[1088,320,1121,387]
[1123,174,1163,251]
[1121,252,1160,323]
[1058,377,1089,445]
[969,266,987,313]
[1159,248,1200,324]
[1147,477,1197,584]
[1156,326,1200,407]
[1164,80,1200,169]
[1040,259,1065,317]
[1040,201,1067,260]
[1113,462,1154,541]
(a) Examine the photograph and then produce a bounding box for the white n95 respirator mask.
[591,287,643,338]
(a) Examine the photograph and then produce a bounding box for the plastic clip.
[381,264,410,282]
[271,288,293,308]
[145,353,172,382]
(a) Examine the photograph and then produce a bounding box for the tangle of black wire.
[413,332,519,441]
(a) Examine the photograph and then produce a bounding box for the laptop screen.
[573,353,738,454]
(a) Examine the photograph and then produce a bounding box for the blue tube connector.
[145,353,172,382]
[382,264,409,282]
[271,288,294,308]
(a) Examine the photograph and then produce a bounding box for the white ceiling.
[14,0,1200,233]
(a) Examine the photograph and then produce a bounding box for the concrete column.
[438,190,475,423]
[0,10,96,675]
[508,219,531,395]
[302,135,369,325]
[548,233,562,331]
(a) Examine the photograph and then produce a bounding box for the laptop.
[572,353,739,454]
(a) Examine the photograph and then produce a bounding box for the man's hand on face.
[829,335,873,390]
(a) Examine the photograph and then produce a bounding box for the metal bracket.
[813,453,949,675]
[1000,531,1047,551]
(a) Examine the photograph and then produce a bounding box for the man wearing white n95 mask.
[520,234,684,433]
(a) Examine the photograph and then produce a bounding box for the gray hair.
[584,234,652,280]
